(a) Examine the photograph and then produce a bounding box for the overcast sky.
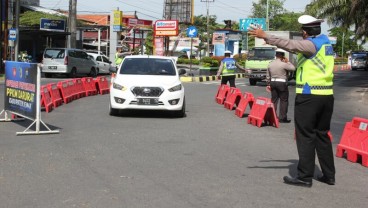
[39,0,329,33]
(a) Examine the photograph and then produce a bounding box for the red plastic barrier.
[336,117,368,167]
[73,78,87,98]
[40,85,53,113]
[57,81,73,103]
[81,77,98,96]
[46,83,63,107]
[215,84,230,104]
[224,88,242,110]
[235,92,254,118]
[247,97,279,128]
[94,76,110,95]
[67,79,79,100]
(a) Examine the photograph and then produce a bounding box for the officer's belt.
[271,78,286,82]
[296,84,333,90]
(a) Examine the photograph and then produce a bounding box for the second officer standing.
[266,49,296,123]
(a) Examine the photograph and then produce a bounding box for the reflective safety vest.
[221,57,236,76]
[115,53,124,66]
[296,34,334,95]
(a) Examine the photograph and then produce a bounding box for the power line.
[114,0,162,16]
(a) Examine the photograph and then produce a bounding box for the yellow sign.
[113,10,122,31]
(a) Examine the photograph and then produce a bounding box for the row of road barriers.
[215,84,368,168]
[40,76,110,113]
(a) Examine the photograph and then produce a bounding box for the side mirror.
[178,68,187,75]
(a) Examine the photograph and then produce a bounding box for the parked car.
[87,53,114,74]
[41,48,98,78]
[109,55,187,117]
[351,51,368,71]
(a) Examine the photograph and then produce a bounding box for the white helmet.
[224,50,232,54]
[298,15,324,25]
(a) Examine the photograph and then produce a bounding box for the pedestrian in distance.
[216,50,246,88]
[248,15,336,188]
[266,48,296,123]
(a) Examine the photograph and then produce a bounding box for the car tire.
[249,78,257,86]
[109,103,119,116]
[173,98,186,118]
[69,68,77,78]
[45,73,52,78]
[89,67,97,77]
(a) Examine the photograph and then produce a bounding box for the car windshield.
[247,48,276,60]
[120,58,176,75]
[44,49,65,59]
[352,53,367,60]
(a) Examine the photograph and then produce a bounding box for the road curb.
[180,73,246,83]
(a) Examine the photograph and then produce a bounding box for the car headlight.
[113,82,125,90]
[168,84,182,92]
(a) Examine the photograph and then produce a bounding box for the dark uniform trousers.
[270,81,289,120]
[294,94,335,182]
[221,75,236,88]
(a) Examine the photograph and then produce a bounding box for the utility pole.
[201,0,214,56]
[14,0,20,61]
[68,0,77,48]
[266,0,269,31]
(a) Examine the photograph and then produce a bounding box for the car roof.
[124,55,175,60]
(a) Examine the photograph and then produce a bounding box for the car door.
[101,56,112,73]
[95,56,106,73]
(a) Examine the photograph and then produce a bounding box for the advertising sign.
[239,18,266,32]
[154,37,165,56]
[40,19,65,32]
[113,10,123,31]
[154,20,179,36]
[9,29,16,41]
[186,26,198,38]
[212,33,225,44]
[4,62,38,119]
[328,36,337,45]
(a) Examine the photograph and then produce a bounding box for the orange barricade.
[224,87,242,110]
[336,117,368,167]
[57,81,73,103]
[67,79,79,100]
[40,85,53,113]
[235,92,254,118]
[81,77,98,96]
[247,97,279,128]
[73,78,87,98]
[46,83,63,107]
[215,84,230,104]
[94,76,110,94]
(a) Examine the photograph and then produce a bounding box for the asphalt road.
[0,70,367,208]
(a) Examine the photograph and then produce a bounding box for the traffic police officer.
[248,15,335,187]
[216,51,245,87]
[115,47,132,69]
[267,49,296,123]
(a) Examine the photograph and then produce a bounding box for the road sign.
[9,29,16,41]
[239,18,266,32]
[186,26,198,38]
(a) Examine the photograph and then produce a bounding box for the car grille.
[131,87,164,97]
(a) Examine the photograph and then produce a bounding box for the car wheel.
[69,68,77,78]
[249,78,257,86]
[173,98,186,118]
[45,73,52,78]
[109,103,119,116]
[89,67,97,77]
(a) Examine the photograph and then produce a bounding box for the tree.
[328,27,358,56]
[271,12,303,31]
[20,11,88,27]
[144,30,154,55]
[306,0,368,42]
[251,0,286,20]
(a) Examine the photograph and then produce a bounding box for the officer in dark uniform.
[267,49,296,123]
[248,15,336,187]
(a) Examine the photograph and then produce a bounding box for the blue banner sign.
[4,62,38,119]
[40,18,65,32]
[239,18,266,32]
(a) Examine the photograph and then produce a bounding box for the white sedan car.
[109,55,186,117]
[87,53,114,74]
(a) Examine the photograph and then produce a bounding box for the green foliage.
[200,56,219,67]
[20,11,66,26]
[177,58,200,65]
[144,30,154,55]
[334,57,348,64]
[233,53,247,62]
[271,12,303,31]
[251,0,286,20]
[328,27,358,57]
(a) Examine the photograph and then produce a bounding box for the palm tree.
[306,0,367,42]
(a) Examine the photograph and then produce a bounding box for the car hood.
[114,75,181,88]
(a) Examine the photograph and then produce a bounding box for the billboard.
[40,19,65,32]
[154,20,179,36]
[239,18,266,32]
[163,0,193,24]
[113,10,123,32]
[4,62,38,120]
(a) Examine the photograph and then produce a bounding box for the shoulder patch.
[325,45,334,56]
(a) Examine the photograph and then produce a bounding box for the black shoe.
[279,119,291,123]
[316,175,335,185]
[283,176,312,187]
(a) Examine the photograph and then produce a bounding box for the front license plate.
[48,66,57,69]
[137,98,159,105]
